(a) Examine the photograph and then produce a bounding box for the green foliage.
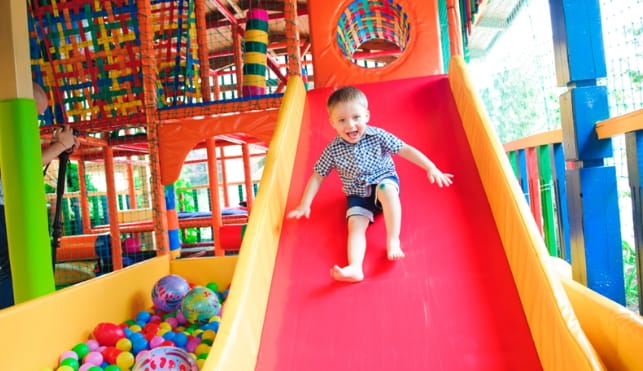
[478,66,561,143]
[174,179,198,244]
[622,240,640,309]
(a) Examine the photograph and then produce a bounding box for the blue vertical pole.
[549,0,625,303]
[164,184,181,258]
[517,149,530,205]
[625,131,643,313]
[552,143,571,262]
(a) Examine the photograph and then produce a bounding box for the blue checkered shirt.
[314,126,405,197]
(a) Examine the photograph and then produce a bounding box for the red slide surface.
[256,76,542,370]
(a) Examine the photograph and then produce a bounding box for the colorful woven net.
[336,0,411,60]
[28,0,204,129]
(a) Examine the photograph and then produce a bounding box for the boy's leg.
[376,182,404,260]
[331,215,369,282]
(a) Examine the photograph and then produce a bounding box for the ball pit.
[48,277,227,370]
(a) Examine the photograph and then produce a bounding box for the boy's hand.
[287,206,311,219]
[53,124,79,153]
[428,168,454,188]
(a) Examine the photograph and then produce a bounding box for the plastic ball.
[116,351,136,369]
[116,337,132,352]
[73,343,91,359]
[59,357,79,370]
[152,275,190,313]
[83,351,103,366]
[181,286,221,325]
[93,322,126,346]
[86,339,100,351]
[132,346,198,371]
[59,350,78,363]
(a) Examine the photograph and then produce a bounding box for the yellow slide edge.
[448,56,604,371]
[204,76,307,371]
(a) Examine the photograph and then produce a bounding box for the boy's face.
[328,100,370,144]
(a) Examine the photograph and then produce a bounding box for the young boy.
[287,86,453,283]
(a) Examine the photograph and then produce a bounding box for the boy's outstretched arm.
[287,172,325,219]
[398,145,454,187]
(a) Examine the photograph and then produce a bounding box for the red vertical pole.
[242,143,254,211]
[220,145,230,207]
[194,0,212,102]
[104,145,123,270]
[447,0,464,57]
[77,158,91,234]
[206,138,223,256]
[233,29,244,97]
[285,0,301,77]
[138,0,168,255]
[126,157,137,209]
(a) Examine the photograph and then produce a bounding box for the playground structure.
[0,0,642,370]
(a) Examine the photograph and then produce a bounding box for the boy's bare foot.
[387,240,405,260]
[330,264,364,282]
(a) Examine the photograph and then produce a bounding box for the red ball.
[93,322,126,346]
[101,346,123,364]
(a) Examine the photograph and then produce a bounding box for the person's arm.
[287,172,325,219]
[42,124,79,165]
[398,144,454,187]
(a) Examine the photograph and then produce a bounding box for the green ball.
[104,365,121,371]
[59,357,79,370]
[206,282,219,293]
[72,343,90,359]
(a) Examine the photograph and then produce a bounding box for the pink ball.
[85,339,100,351]
[165,317,178,329]
[83,351,104,366]
[59,350,78,363]
[185,337,201,353]
[149,335,164,349]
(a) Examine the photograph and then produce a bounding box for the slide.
[208,58,610,370]
[255,76,541,369]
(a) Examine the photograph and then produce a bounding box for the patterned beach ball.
[181,286,221,325]
[152,274,190,313]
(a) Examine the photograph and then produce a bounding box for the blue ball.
[136,310,152,324]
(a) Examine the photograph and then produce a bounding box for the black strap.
[51,151,69,266]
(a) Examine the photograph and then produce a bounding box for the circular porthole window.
[336,0,411,68]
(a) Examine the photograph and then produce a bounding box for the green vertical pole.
[0,99,56,303]
[537,144,558,256]
[508,151,519,178]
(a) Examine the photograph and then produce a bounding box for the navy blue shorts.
[346,176,400,223]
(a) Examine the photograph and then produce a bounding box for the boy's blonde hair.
[327,86,368,111]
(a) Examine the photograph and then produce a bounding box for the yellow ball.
[202,329,217,341]
[129,324,142,332]
[116,351,135,370]
[159,322,172,332]
[195,343,211,356]
[197,358,207,369]
[116,337,132,352]
[56,366,74,371]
